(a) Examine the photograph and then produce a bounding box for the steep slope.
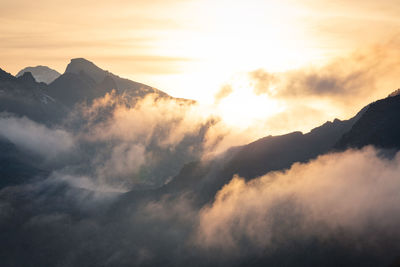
[222,117,358,180]
[65,58,167,98]
[2,59,182,124]
[45,58,172,108]
[46,71,98,107]
[0,68,16,81]
[16,66,61,84]
[336,94,400,150]
[0,69,66,124]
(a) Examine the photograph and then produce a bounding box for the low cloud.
[2,140,400,265]
[0,114,74,158]
[196,146,400,260]
[67,92,220,189]
[0,91,234,191]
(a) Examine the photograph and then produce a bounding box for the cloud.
[77,92,208,148]
[214,85,233,104]
[196,146,400,259]
[250,40,400,102]
[0,89,238,191]
[0,114,74,159]
[249,69,278,96]
[52,91,232,190]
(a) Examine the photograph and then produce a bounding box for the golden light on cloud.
[214,76,285,128]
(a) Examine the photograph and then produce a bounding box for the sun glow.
[215,76,285,128]
[143,0,322,104]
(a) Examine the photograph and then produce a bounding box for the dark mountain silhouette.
[16,65,61,84]
[221,115,362,180]
[43,58,175,109]
[0,69,66,124]
[336,94,400,150]
[47,71,98,107]
[65,58,166,98]
[0,59,175,122]
[0,68,16,81]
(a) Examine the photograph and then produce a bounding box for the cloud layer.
[196,147,400,264]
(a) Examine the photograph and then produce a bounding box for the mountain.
[65,58,167,98]
[43,58,174,108]
[0,68,16,81]
[156,92,400,207]
[47,71,99,107]
[16,66,61,84]
[0,59,192,190]
[0,69,66,124]
[219,116,362,180]
[118,107,366,208]
[1,58,176,122]
[336,93,400,150]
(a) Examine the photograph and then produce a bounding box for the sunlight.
[144,0,323,103]
[216,76,285,128]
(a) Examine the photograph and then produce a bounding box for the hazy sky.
[1,0,399,132]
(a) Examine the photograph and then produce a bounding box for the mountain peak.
[68,58,97,69]
[17,72,36,84]
[17,65,60,84]
[65,58,107,83]
[64,57,167,98]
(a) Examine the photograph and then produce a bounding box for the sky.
[1,0,400,133]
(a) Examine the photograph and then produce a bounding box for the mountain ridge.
[16,65,61,84]
[64,58,168,98]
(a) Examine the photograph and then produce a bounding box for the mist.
[2,144,400,266]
